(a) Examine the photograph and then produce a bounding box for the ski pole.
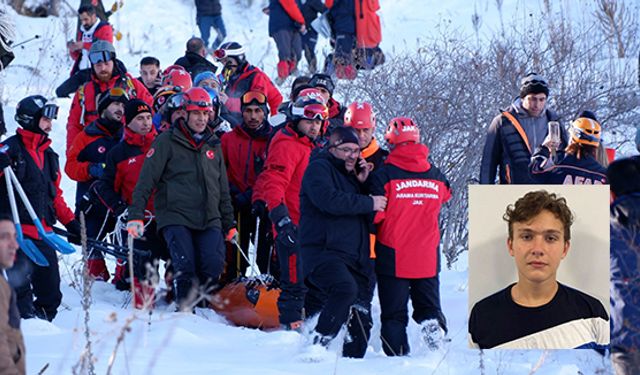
[12,35,40,48]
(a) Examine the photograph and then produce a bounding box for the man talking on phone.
[300,126,387,357]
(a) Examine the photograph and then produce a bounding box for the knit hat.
[97,88,129,115]
[519,73,549,98]
[309,73,335,96]
[327,126,359,148]
[125,99,151,124]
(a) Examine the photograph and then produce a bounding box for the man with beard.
[221,91,273,280]
[301,126,386,357]
[66,89,128,280]
[66,40,152,153]
[56,4,114,98]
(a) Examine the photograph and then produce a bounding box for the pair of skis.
[4,166,75,267]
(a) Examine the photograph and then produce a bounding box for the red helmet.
[162,69,193,91]
[291,89,328,121]
[385,117,420,145]
[183,87,212,112]
[162,64,186,77]
[344,101,375,129]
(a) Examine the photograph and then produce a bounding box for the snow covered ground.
[0,0,622,373]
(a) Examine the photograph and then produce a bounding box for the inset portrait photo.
[467,185,610,350]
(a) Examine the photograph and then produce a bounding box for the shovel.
[4,168,49,266]
[7,168,75,254]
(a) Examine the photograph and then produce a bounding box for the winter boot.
[112,259,130,291]
[420,319,445,351]
[343,64,357,80]
[87,258,110,281]
[133,278,155,310]
[277,61,290,80]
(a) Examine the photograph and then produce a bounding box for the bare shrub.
[340,6,640,266]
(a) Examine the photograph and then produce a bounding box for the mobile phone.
[355,158,364,174]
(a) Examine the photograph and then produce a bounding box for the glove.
[127,220,144,239]
[0,151,10,170]
[275,217,297,248]
[251,200,267,218]
[65,220,82,245]
[88,163,105,179]
[225,228,239,243]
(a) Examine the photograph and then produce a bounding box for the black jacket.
[174,52,217,78]
[195,0,222,16]
[300,0,326,25]
[299,150,373,276]
[327,0,355,35]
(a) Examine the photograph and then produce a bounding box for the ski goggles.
[41,104,59,120]
[291,103,329,120]
[241,91,267,106]
[213,46,245,60]
[89,51,114,64]
[166,93,186,110]
[105,87,130,101]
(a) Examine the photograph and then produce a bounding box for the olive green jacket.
[129,122,235,232]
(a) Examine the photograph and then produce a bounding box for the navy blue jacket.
[268,0,303,36]
[195,0,222,16]
[328,0,355,35]
[299,150,373,276]
[611,192,640,354]
[530,146,607,184]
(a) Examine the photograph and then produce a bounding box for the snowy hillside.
[0,0,623,373]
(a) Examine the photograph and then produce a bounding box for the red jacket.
[221,123,272,193]
[94,127,157,214]
[224,63,282,117]
[253,124,316,225]
[69,21,113,75]
[370,143,451,278]
[66,63,152,153]
[0,129,75,240]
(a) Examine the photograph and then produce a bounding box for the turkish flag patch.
[206,150,215,159]
[146,148,155,158]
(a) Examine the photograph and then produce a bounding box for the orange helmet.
[570,117,601,147]
[385,117,420,145]
[344,101,375,129]
[183,87,212,112]
[162,69,193,91]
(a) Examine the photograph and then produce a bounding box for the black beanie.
[327,126,359,148]
[607,156,640,196]
[125,99,152,124]
[97,91,129,115]
[520,73,549,98]
[309,73,335,96]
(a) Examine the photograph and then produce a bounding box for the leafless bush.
[339,5,640,266]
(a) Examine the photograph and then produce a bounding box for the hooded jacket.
[0,129,75,240]
[221,122,272,193]
[223,62,283,122]
[129,119,234,232]
[370,143,451,278]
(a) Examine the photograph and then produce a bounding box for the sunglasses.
[89,51,113,65]
[241,91,267,105]
[42,104,59,120]
[291,103,328,120]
